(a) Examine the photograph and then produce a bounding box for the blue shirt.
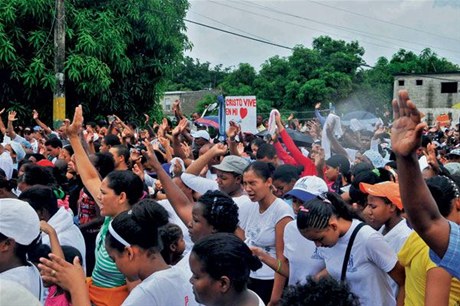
[429,220,460,279]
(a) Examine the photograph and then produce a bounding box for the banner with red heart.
[225,96,258,134]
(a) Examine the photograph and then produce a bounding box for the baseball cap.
[191,130,210,141]
[359,181,403,210]
[4,141,26,162]
[33,125,42,132]
[213,155,249,175]
[284,176,328,202]
[0,199,40,245]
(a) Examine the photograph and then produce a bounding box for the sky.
[184,0,460,70]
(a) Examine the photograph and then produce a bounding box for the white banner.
[225,96,258,134]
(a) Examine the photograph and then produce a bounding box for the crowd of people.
[0,89,459,306]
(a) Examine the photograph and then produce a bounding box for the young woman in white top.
[190,233,265,306]
[242,161,294,305]
[296,192,405,306]
[39,199,198,306]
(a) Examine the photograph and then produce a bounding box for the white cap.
[0,199,40,245]
[191,130,210,141]
[284,176,328,202]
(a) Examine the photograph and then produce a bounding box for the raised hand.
[8,111,17,122]
[210,142,228,156]
[144,113,150,125]
[38,253,85,291]
[226,121,240,140]
[391,90,427,157]
[142,139,161,167]
[66,105,83,137]
[158,136,170,148]
[0,108,5,115]
[181,142,192,158]
[32,109,39,120]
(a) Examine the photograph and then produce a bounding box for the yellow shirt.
[398,231,460,306]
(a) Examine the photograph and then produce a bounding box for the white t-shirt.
[232,194,255,228]
[379,219,412,253]
[379,218,412,297]
[283,221,325,285]
[0,263,44,303]
[243,198,294,280]
[122,266,198,306]
[317,219,397,306]
[158,199,193,253]
[181,172,218,195]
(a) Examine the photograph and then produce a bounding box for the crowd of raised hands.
[0,90,460,306]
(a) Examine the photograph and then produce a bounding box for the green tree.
[165,56,229,91]
[0,0,189,124]
[220,63,257,95]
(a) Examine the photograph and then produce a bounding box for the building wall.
[160,89,220,116]
[393,73,460,109]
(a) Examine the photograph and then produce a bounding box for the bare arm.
[40,221,65,259]
[270,216,293,305]
[388,262,405,306]
[250,246,289,278]
[143,139,195,225]
[392,90,450,258]
[185,143,227,176]
[32,110,53,135]
[6,111,18,140]
[425,267,451,306]
[66,106,102,203]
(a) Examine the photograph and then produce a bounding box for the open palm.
[391,90,427,157]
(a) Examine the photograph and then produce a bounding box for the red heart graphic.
[240,108,248,119]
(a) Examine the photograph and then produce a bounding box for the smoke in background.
[433,0,460,8]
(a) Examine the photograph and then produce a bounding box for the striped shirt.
[91,217,126,288]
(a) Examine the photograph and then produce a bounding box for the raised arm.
[185,143,227,176]
[65,106,102,202]
[143,139,195,225]
[391,90,450,258]
[6,111,18,140]
[32,109,53,135]
[275,113,317,175]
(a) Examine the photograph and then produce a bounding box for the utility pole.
[53,0,65,128]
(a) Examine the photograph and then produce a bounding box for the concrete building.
[160,89,220,116]
[393,72,460,125]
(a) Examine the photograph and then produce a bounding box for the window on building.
[398,80,405,86]
[441,82,458,93]
[416,80,423,86]
[165,98,172,110]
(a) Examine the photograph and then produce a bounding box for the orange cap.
[359,181,402,210]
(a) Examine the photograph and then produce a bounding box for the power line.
[241,1,460,55]
[184,19,293,50]
[188,10,274,43]
[207,1,400,52]
[308,0,460,44]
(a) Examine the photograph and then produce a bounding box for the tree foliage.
[0,0,189,124]
[166,37,458,119]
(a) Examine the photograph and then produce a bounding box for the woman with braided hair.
[296,192,405,306]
